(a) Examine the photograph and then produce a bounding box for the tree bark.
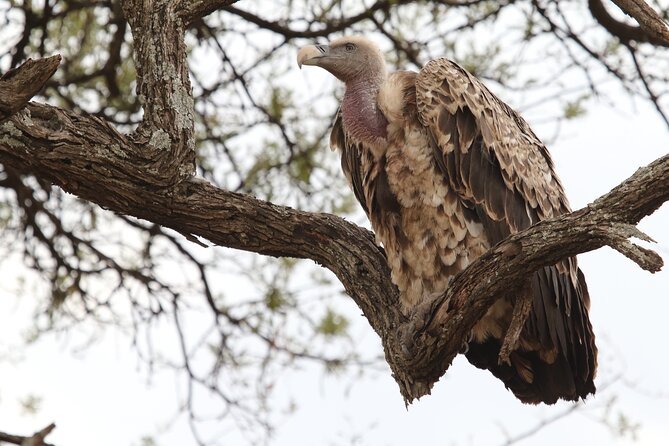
[611,0,669,45]
[0,2,667,404]
[0,55,61,121]
[589,0,669,47]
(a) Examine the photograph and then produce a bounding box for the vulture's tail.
[465,265,597,404]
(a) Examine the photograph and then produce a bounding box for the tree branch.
[178,0,239,26]
[120,0,197,183]
[611,0,669,44]
[0,100,401,339]
[0,55,61,121]
[220,0,491,40]
[0,423,56,446]
[222,1,411,39]
[589,0,669,46]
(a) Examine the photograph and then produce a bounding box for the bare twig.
[498,283,533,365]
[0,423,56,446]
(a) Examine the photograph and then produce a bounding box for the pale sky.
[1,5,669,446]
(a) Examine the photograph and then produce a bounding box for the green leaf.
[317,308,349,337]
[563,95,590,120]
[268,86,292,121]
[265,286,287,311]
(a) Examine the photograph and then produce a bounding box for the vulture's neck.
[341,75,388,147]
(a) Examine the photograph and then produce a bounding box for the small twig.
[22,423,56,446]
[498,375,622,445]
[609,238,664,272]
[498,283,533,365]
[604,222,663,272]
[0,423,56,446]
[626,43,669,129]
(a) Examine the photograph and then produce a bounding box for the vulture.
[297,36,597,404]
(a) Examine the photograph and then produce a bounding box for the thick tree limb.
[0,423,56,446]
[611,0,669,44]
[0,55,61,121]
[120,0,196,185]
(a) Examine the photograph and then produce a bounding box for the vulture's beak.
[297,44,330,68]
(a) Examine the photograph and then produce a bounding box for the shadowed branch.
[178,0,240,25]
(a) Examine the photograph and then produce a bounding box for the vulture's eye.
[345,43,356,52]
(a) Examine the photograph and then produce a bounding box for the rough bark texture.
[0,0,667,404]
[611,0,669,44]
[0,54,61,121]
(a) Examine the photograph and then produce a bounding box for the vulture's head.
[297,36,386,83]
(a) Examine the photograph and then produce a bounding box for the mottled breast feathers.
[330,58,597,404]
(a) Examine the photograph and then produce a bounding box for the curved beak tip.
[297,45,328,69]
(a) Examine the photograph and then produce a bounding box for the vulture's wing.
[331,111,368,215]
[331,110,401,222]
[416,58,596,403]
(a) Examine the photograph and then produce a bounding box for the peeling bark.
[0,1,667,406]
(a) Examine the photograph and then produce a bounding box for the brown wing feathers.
[417,59,597,403]
[332,112,400,221]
